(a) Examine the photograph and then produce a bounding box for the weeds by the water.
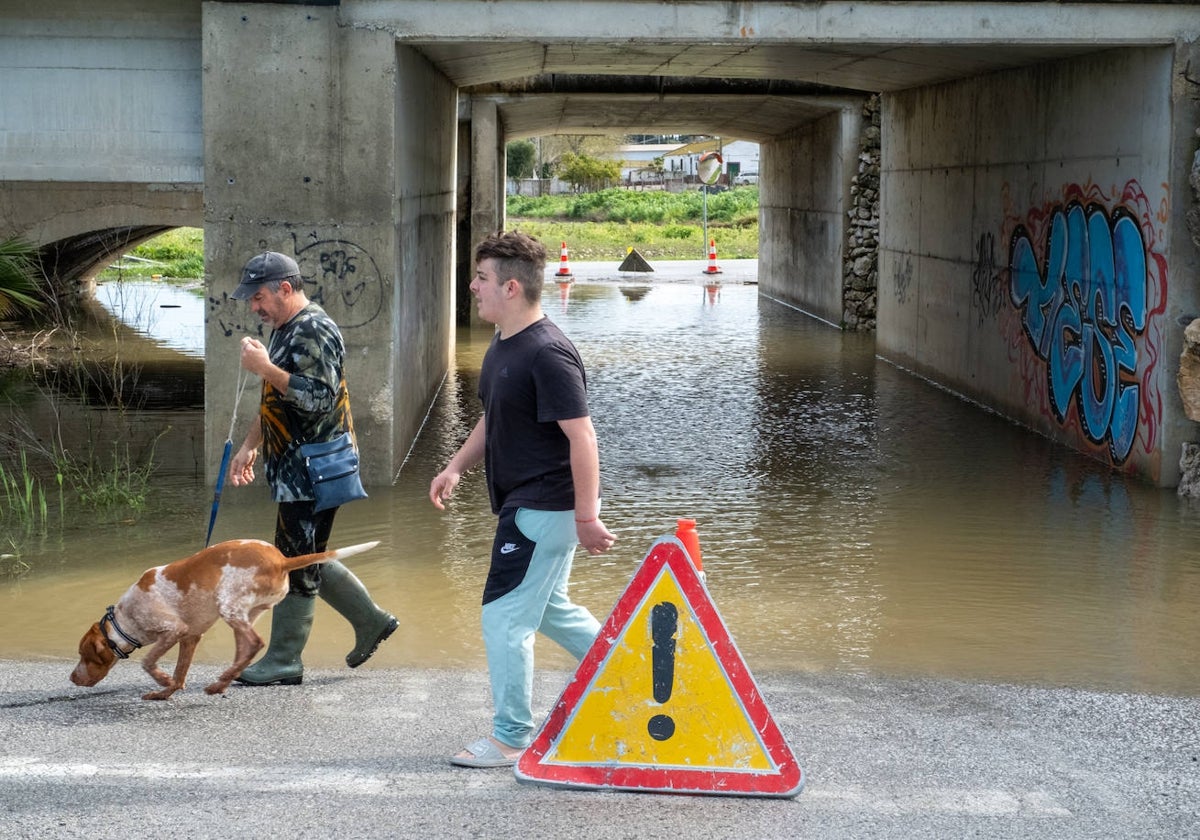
[53,434,160,513]
[0,450,59,540]
[0,308,162,566]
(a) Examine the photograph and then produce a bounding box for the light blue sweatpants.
[482,507,601,748]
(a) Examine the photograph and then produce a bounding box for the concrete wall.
[759,108,861,327]
[877,46,1199,487]
[202,3,457,486]
[393,43,459,476]
[0,0,202,184]
[0,0,203,282]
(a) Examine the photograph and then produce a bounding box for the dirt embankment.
[0,325,76,371]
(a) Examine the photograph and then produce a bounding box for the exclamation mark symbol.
[647,601,678,741]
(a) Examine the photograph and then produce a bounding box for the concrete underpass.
[2,0,1198,487]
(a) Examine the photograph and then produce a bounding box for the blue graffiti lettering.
[1008,202,1148,463]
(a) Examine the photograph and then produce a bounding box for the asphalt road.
[2,659,1196,839]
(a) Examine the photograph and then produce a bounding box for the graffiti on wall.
[1004,180,1168,466]
[208,233,384,339]
[972,232,1005,326]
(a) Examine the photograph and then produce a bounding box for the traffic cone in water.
[703,239,722,275]
[675,518,703,575]
[557,278,573,305]
[704,282,721,305]
[556,241,574,278]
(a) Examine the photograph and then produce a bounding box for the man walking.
[430,231,616,767]
[227,250,397,685]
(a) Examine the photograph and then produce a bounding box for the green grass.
[0,450,61,567]
[98,227,205,281]
[507,186,759,225]
[0,451,54,536]
[509,219,759,261]
[507,186,760,260]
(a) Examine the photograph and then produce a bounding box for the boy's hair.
[474,231,546,304]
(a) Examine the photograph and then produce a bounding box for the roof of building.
[662,138,722,157]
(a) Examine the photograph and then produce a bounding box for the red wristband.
[575,517,597,524]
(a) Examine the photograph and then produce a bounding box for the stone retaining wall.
[842,94,881,331]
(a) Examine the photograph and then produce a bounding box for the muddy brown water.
[2,279,1198,697]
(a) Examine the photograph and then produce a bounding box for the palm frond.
[0,238,43,318]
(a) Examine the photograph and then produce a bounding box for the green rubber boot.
[319,559,398,668]
[235,593,316,686]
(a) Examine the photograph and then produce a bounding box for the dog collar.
[100,605,142,659]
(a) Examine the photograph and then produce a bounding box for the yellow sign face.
[547,566,773,771]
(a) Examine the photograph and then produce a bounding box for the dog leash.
[205,365,251,548]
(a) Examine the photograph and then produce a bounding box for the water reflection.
[94,279,206,358]
[2,281,1198,697]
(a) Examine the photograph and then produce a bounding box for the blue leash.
[205,367,250,548]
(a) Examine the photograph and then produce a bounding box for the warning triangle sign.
[515,536,804,797]
[617,248,654,272]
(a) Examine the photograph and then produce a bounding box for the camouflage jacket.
[260,302,355,502]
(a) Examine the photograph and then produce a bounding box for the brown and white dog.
[70,538,380,701]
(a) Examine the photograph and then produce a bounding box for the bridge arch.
[6,179,202,299]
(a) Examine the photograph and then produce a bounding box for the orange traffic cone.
[703,239,722,275]
[675,518,703,575]
[556,241,574,278]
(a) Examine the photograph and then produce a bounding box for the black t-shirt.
[479,317,589,513]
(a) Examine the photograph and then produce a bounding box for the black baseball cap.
[231,251,301,300]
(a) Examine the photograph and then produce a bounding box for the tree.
[558,153,621,192]
[537,134,622,173]
[0,237,43,319]
[505,140,536,179]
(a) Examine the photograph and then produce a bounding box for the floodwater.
[2,275,1199,697]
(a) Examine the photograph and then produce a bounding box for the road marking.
[0,756,1073,815]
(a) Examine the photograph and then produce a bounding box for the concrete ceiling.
[343,0,1197,142]
[415,39,1106,141]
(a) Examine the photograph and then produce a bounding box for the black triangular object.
[618,249,654,272]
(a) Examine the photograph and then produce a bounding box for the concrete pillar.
[454,115,474,326]
[759,106,861,327]
[202,3,456,487]
[466,98,503,327]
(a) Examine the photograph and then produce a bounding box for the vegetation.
[0,237,44,318]
[557,154,622,192]
[0,368,162,567]
[0,450,58,535]
[2,234,165,565]
[506,186,760,260]
[54,437,159,512]
[508,186,759,226]
[97,227,205,282]
[507,218,759,261]
[506,140,536,179]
